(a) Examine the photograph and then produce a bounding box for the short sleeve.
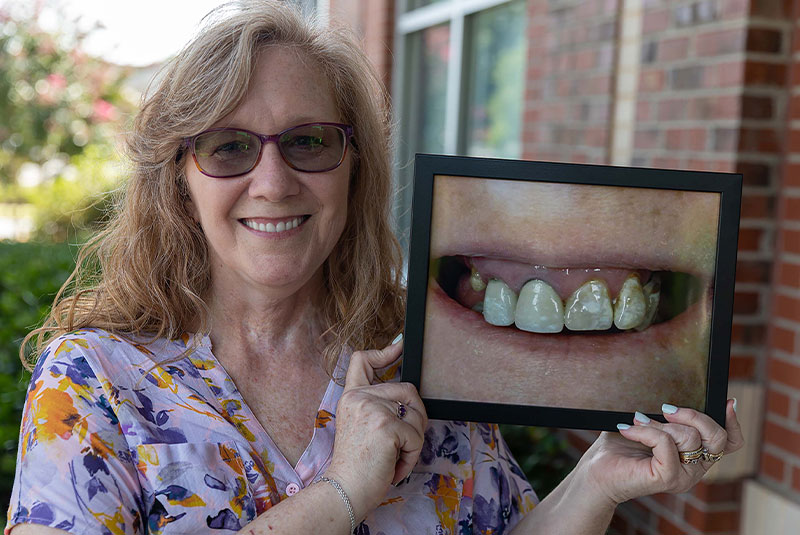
[469,423,538,533]
[6,333,143,535]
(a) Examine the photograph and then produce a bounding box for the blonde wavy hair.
[22,0,405,374]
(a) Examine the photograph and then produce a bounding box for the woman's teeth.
[480,270,661,333]
[242,217,302,233]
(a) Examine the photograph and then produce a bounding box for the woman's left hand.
[584,399,745,505]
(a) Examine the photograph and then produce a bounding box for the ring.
[395,401,407,419]
[703,449,724,463]
[678,446,705,464]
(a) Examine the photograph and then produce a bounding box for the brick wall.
[761,0,800,504]
[522,0,620,164]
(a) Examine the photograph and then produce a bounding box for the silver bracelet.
[318,476,356,534]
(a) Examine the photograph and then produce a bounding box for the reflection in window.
[406,0,449,11]
[463,0,526,158]
[405,23,450,155]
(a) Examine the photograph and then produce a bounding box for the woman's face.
[184,48,350,300]
[421,176,720,414]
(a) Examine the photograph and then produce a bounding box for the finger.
[724,398,745,454]
[632,411,702,452]
[344,338,404,391]
[661,404,727,455]
[617,424,686,490]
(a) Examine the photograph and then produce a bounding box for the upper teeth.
[479,274,659,333]
[243,217,302,233]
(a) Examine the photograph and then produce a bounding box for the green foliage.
[500,424,576,498]
[0,240,77,508]
[0,12,133,241]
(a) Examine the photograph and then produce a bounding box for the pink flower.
[92,99,117,122]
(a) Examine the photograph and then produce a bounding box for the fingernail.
[634,411,651,424]
[732,397,738,413]
[391,333,403,345]
[662,403,678,414]
[617,423,631,431]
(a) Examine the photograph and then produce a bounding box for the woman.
[7,1,743,534]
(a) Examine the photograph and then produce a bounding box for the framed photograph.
[402,154,742,432]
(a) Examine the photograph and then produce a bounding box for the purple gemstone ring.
[396,401,407,419]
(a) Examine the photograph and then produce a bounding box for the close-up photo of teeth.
[433,256,705,335]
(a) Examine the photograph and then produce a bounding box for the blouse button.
[286,482,300,496]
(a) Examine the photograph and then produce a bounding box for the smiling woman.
[421,175,720,413]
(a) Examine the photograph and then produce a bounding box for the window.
[393,0,527,249]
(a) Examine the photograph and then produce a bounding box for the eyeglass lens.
[193,124,347,177]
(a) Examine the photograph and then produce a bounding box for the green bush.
[0,240,77,508]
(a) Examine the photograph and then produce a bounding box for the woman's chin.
[419,281,709,414]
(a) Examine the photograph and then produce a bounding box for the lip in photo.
[402,155,741,431]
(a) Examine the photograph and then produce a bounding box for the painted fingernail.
[634,411,651,424]
[732,397,738,413]
[391,333,403,345]
[662,403,678,414]
[617,423,631,431]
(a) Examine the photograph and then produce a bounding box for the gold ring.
[679,446,705,464]
[703,449,724,463]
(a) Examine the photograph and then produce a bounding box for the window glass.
[405,23,450,155]
[463,0,526,158]
[406,0,449,11]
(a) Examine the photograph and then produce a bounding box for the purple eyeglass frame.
[183,121,355,178]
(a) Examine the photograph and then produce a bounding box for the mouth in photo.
[431,254,711,343]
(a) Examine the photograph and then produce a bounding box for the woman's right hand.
[324,338,428,521]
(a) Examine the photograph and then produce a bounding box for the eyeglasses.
[184,122,354,178]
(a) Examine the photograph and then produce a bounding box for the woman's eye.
[214,141,249,155]
[289,135,324,150]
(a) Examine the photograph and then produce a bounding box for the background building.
[325,0,800,533]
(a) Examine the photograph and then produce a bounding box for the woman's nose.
[245,143,301,201]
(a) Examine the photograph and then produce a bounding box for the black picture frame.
[401,153,742,432]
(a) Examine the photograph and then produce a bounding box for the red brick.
[685,501,739,532]
[652,492,679,509]
[790,96,800,120]
[781,197,800,220]
[746,61,788,86]
[788,130,800,153]
[764,420,800,455]
[643,9,670,33]
[781,164,800,187]
[709,61,744,87]
[731,323,766,345]
[751,0,793,17]
[697,28,746,56]
[738,228,763,251]
[742,95,774,119]
[781,229,800,255]
[713,127,738,152]
[658,99,688,121]
[659,37,690,62]
[636,101,652,122]
[658,516,687,535]
[761,450,786,482]
[666,128,707,151]
[767,387,792,417]
[733,291,760,314]
[794,466,800,492]
[722,0,748,18]
[729,355,756,379]
[747,27,784,54]
[777,262,800,287]
[735,259,771,283]
[640,69,666,92]
[693,95,739,120]
[741,194,774,218]
[691,480,742,503]
[738,128,781,153]
[775,294,800,322]
[736,161,771,187]
[767,358,800,388]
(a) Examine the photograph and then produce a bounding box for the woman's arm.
[511,400,744,534]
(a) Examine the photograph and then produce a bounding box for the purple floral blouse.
[6,329,537,534]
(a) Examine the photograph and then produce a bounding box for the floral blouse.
[7,329,537,534]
